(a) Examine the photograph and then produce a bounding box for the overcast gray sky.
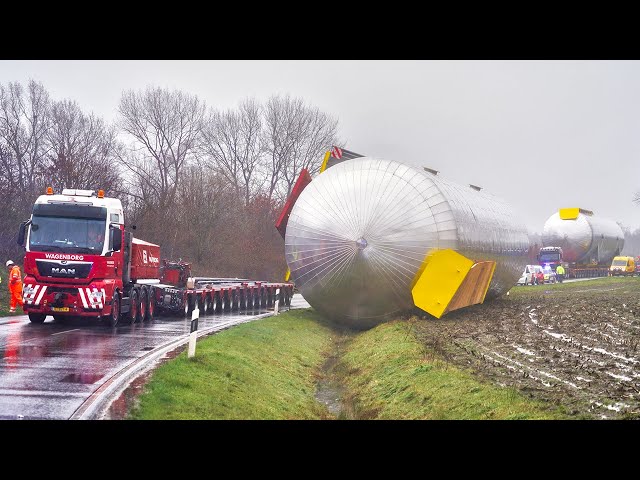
[2,60,639,234]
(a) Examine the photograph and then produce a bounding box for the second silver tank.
[542,210,624,264]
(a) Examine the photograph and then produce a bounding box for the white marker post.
[188,307,199,358]
[274,289,280,316]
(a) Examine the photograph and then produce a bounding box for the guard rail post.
[188,306,199,358]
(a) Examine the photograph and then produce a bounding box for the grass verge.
[507,276,640,298]
[336,319,568,419]
[0,287,20,317]
[128,309,335,419]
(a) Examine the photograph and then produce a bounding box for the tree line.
[0,80,341,280]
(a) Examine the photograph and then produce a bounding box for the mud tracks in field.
[414,283,640,419]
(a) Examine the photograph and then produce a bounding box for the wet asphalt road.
[0,294,310,420]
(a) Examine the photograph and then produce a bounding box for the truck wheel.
[145,288,155,322]
[108,292,120,328]
[139,288,148,323]
[28,313,46,323]
[127,289,139,324]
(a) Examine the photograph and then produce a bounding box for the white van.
[517,265,544,285]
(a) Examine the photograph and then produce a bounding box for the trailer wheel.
[231,290,238,311]
[241,290,248,310]
[184,294,193,316]
[201,294,210,315]
[260,289,267,307]
[146,288,155,322]
[127,289,139,324]
[285,288,292,306]
[213,292,221,313]
[139,288,148,322]
[28,313,46,323]
[266,289,272,307]
[108,291,121,328]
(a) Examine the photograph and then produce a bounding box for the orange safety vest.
[9,265,22,286]
[8,265,23,310]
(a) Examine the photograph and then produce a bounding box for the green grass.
[336,320,567,420]
[507,276,640,298]
[128,309,335,419]
[0,287,21,317]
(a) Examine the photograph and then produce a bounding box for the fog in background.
[2,59,639,234]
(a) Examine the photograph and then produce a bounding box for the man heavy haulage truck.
[17,187,293,326]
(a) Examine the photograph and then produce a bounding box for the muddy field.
[413,278,640,419]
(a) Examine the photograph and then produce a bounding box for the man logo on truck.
[51,267,76,275]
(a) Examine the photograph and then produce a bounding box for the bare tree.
[200,98,264,206]
[261,95,304,201]
[281,106,339,197]
[0,80,52,261]
[170,166,237,265]
[263,95,340,201]
[117,86,206,210]
[44,99,122,193]
[0,80,51,197]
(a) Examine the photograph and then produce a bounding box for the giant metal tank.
[284,157,530,329]
[542,209,624,264]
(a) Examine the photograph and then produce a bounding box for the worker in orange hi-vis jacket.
[6,260,24,313]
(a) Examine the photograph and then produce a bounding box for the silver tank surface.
[542,211,624,264]
[285,157,530,329]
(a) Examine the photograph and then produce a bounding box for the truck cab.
[537,246,563,271]
[17,187,159,327]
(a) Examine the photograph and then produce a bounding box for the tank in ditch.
[541,208,624,265]
[284,157,530,329]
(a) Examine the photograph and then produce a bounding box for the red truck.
[17,187,293,326]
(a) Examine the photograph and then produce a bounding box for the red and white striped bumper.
[78,288,107,310]
[23,284,48,306]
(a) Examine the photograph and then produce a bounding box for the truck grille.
[36,260,93,279]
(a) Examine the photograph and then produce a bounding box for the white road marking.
[51,329,80,336]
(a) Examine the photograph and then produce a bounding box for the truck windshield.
[540,252,560,262]
[28,204,108,254]
[612,259,627,266]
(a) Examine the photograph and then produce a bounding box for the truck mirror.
[17,220,31,247]
[110,227,122,252]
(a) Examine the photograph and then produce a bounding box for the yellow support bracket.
[411,249,496,318]
[559,207,593,220]
[559,208,580,220]
[319,151,331,174]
